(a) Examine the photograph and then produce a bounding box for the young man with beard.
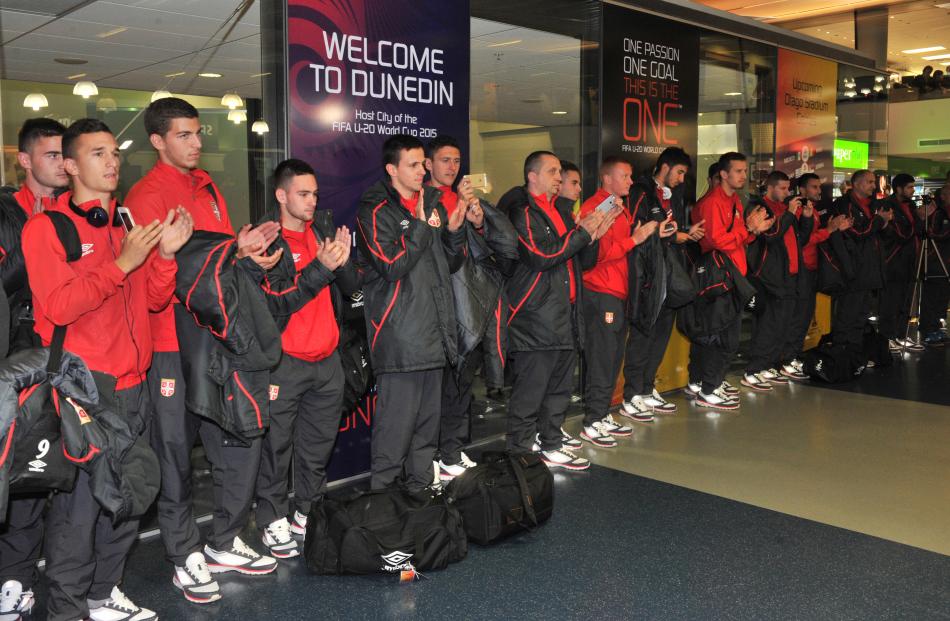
[23,118,193,621]
[505,151,615,469]
[692,152,772,410]
[0,118,67,621]
[356,134,467,493]
[126,97,282,604]
[622,147,701,419]
[254,159,357,558]
[576,156,653,447]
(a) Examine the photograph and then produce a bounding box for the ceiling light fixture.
[96,26,127,39]
[251,120,269,134]
[67,72,87,80]
[164,71,186,78]
[724,92,742,96]
[844,89,857,98]
[220,93,243,109]
[551,110,568,115]
[97,97,117,112]
[922,53,950,60]
[198,72,222,78]
[228,109,247,124]
[487,39,522,48]
[250,72,271,78]
[860,87,872,95]
[118,140,133,150]
[23,93,48,111]
[901,46,945,54]
[72,80,98,98]
[150,90,172,102]
[873,84,884,92]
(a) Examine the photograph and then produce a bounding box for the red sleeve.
[698,200,752,254]
[807,227,831,248]
[22,215,126,326]
[125,181,169,228]
[579,198,635,261]
[145,255,177,311]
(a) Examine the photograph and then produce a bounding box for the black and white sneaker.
[541,447,590,471]
[780,362,807,380]
[290,510,307,537]
[763,368,789,385]
[600,414,633,437]
[696,388,740,411]
[580,421,618,448]
[898,337,925,352]
[642,389,677,413]
[559,428,583,450]
[683,382,701,399]
[263,517,300,559]
[173,551,221,604]
[741,372,773,392]
[87,586,156,621]
[0,580,33,621]
[620,396,654,422]
[720,381,740,396]
[205,536,278,575]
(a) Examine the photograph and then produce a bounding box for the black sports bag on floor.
[445,452,554,545]
[304,487,467,575]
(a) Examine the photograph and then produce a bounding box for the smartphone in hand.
[116,206,135,232]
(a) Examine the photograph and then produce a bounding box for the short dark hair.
[18,118,66,154]
[425,134,461,159]
[62,118,113,160]
[523,150,558,184]
[707,162,721,181]
[891,173,915,191]
[765,170,790,187]
[655,147,691,174]
[272,158,315,190]
[144,97,198,137]
[851,169,873,185]
[382,134,424,169]
[599,156,631,178]
[561,160,580,176]
[797,173,820,190]
[717,152,747,174]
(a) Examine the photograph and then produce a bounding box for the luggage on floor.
[444,451,553,545]
[304,487,467,575]
[801,343,863,383]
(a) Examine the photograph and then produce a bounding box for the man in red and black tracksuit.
[0,118,67,621]
[781,172,850,375]
[878,173,925,350]
[253,159,359,558]
[505,151,614,470]
[740,170,805,391]
[23,118,193,621]
[622,147,699,419]
[126,98,281,603]
[576,156,654,448]
[692,152,772,409]
[830,169,893,358]
[356,134,467,493]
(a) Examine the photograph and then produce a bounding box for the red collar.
[152,159,213,189]
[531,191,554,211]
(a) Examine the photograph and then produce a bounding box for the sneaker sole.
[618,411,654,423]
[580,432,617,448]
[651,405,677,414]
[541,459,591,471]
[696,398,740,411]
[562,443,583,450]
[172,575,222,604]
[206,562,277,575]
[768,378,790,385]
[267,547,300,559]
[740,379,773,392]
[604,428,634,437]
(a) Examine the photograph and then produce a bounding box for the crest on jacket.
[160,378,175,397]
[427,210,441,227]
[269,384,280,401]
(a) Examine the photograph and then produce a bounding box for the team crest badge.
[160,378,175,397]
[269,385,280,401]
[427,210,442,227]
[605,312,614,324]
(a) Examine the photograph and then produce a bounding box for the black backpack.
[444,452,554,545]
[801,343,864,383]
[304,488,467,575]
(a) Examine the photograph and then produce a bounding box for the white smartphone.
[463,173,490,192]
[596,194,616,213]
[116,206,135,232]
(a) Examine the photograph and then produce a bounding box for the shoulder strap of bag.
[42,211,81,375]
[507,454,539,527]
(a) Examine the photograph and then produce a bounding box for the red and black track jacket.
[355,179,465,374]
[831,191,886,291]
[880,195,922,282]
[697,185,756,276]
[505,186,595,353]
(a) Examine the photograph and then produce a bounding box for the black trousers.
[582,289,626,426]
[878,279,914,340]
[832,289,873,354]
[256,352,343,527]
[507,349,575,452]
[439,353,477,466]
[44,377,149,621]
[148,351,262,564]
[920,278,950,334]
[0,493,46,589]
[623,305,675,400]
[694,315,742,394]
[371,369,443,492]
[747,291,794,374]
[784,269,817,362]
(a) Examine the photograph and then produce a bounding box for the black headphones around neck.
[69,199,121,228]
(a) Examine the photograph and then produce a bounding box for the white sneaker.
[780,363,807,381]
[88,586,156,621]
[642,389,677,413]
[720,381,739,396]
[460,451,477,468]
[765,368,789,384]
[741,372,773,392]
[600,414,633,437]
[888,338,902,352]
[205,536,277,575]
[263,517,299,559]
[790,359,804,372]
[580,420,618,448]
[540,447,590,470]
[898,338,925,352]
[290,510,308,537]
[173,551,221,604]
[620,396,654,422]
[559,428,583,450]
[684,383,701,398]
[696,388,740,411]
[0,580,33,621]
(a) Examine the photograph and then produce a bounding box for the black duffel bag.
[444,451,553,545]
[304,487,467,575]
[801,343,863,383]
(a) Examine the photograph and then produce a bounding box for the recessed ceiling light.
[487,39,521,48]
[250,72,271,77]
[119,140,133,150]
[724,92,742,96]
[96,26,127,39]
[54,57,87,65]
[198,72,222,78]
[165,71,186,78]
[67,72,86,80]
[901,46,945,54]
[922,53,950,60]
[551,110,568,115]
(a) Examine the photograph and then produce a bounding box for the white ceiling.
[0,0,262,97]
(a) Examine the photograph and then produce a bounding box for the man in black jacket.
[0,118,67,621]
[253,159,359,558]
[920,183,950,346]
[356,134,466,492]
[505,151,614,470]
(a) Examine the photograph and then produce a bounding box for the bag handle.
[507,453,539,527]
